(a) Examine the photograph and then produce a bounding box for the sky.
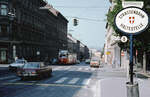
[47,0,110,49]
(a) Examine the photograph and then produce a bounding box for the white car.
[9,59,27,71]
[76,60,80,64]
[90,59,100,68]
[85,59,90,64]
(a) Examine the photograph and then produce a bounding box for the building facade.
[105,0,129,68]
[67,34,89,61]
[0,0,68,63]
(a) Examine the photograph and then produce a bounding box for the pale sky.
[47,0,110,49]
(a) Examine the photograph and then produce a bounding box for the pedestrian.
[15,56,18,61]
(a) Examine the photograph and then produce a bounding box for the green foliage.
[107,0,122,28]
[106,0,149,51]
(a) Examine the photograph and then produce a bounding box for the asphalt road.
[0,63,127,97]
[0,63,99,97]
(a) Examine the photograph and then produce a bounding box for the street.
[0,62,128,97]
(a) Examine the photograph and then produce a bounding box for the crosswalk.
[68,78,80,84]
[53,66,99,72]
[55,77,68,84]
[53,77,91,85]
[0,75,20,83]
[0,75,16,80]
[0,75,92,86]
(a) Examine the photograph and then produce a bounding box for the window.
[0,25,9,37]
[0,4,7,15]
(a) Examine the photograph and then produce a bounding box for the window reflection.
[0,4,7,16]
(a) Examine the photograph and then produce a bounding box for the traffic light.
[73,18,78,26]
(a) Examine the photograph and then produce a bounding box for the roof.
[67,34,77,43]
[40,4,59,16]
[40,4,68,22]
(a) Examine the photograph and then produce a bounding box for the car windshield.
[15,60,24,64]
[23,63,39,69]
[91,59,99,61]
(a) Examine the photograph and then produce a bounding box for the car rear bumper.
[17,73,38,77]
[9,66,18,71]
[90,64,99,67]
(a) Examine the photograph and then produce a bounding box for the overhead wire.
[65,16,106,22]
[53,6,109,9]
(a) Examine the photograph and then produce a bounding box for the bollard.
[126,82,139,97]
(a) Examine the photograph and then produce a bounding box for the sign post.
[115,7,149,97]
[115,7,149,84]
[129,35,133,84]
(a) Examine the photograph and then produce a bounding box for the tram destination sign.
[115,7,149,34]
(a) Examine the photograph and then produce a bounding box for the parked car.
[85,59,90,64]
[17,62,52,80]
[9,59,27,72]
[76,60,80,64]
[51,58,58,65]
[90,59,100,68]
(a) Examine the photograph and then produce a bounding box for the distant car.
[76,60,80,64]
[85,59,90,64]
[9,59,27,72]
[90,59,100,68]
[51,58,58,65]
[17,62,52,80]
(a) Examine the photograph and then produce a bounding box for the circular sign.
[121,36,128,43]
[115,7,149,35]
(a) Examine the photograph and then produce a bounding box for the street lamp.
[37,51,40,61]
[8,11,15,40]
[8,12,15,21]
[8,11,16,60]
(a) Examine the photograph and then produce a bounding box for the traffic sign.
[115,7,149,35]
[115,7,149,84]
[121,36,128,43]
[122,1,144,8]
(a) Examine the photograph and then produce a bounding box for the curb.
[138,72,150,78]
[135,72,150,79]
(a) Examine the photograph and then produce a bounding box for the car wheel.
[21,77,25,80]
[37,74,42,80]
[49,70,52,77]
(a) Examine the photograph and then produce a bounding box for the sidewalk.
[0,64,9,67]
[97,64,150,97]
[98,77,150,97]
[0,64,9,70]
[0,64,9,76]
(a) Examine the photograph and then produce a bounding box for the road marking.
[85,68,91,71]
[84,68,88,71]
[82,78,91,85]
[2,82,84,88]
[55,77,68,84]
[8,78,20,83]
[91,68,96,71]
[65,67,70,70]
[53,67,62,71]
[0,75,16,80]
[36,86,48,90]
[78,68,82,71]
[68,78,80,84]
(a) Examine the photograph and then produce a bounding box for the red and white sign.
[121,52,125,56]
[115,7,149,34]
